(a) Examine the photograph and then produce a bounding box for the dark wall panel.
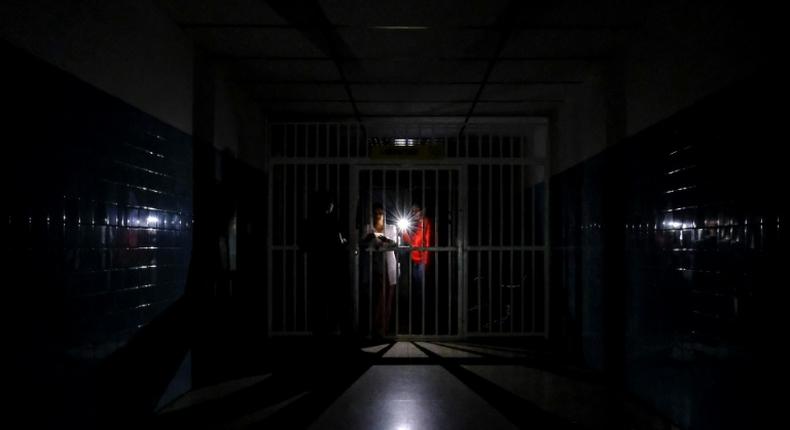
[550,78,777,429]
[2,41,192,423]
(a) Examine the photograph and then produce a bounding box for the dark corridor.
[2,1,776,429]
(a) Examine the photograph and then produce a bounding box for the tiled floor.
[159,373,272,414]
[433,342,532,358]
[361,343,391,354]
[225,391,310,429]
[155,340,668,429]
[462,365,611,429]
[309,365,517,430]
[414,341,483,358]
[382,341,428,358]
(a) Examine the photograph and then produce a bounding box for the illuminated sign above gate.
[368,137,444,160]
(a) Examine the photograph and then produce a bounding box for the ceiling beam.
[211,55,611,62]
[178,22,631,31]
[267,113,545,118]
[461,0,523,134]
[263,0,362,123]
[255,99,564,104]
[244,80,583,85]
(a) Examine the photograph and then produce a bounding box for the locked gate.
[266,121,549,339]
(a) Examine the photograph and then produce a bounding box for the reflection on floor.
[309,365,516,430]
[382,341,427,358]
[225,391,310,430]
[361,343,390,354]
[159,373,271,414]
[414,342,483,358]
[154,340,670,429]
[433,342,532,358]
[463,365,613,429]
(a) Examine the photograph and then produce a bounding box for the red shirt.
[403,217,432,265]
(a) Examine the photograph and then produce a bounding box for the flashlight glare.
[397,218,410,231]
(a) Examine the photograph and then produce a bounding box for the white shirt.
[363,223,398,285]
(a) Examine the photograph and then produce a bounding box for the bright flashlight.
[397,217,410,232]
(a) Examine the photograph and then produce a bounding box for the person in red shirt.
[401,204,432,289]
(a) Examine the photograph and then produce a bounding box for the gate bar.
[303,164,308,330]
[292,165,297,331]
[488,165,493,333]
[519,163,525,332]
[408,170,413,335]
[499,165,504,333]
[448,170,453,334]
[477,166,482,332]
[436,169,440,335]
[282,165,288,329]
[395,169,400,335]
[532,170,536,332]
[421,170,426,335]
[368,170,373,335]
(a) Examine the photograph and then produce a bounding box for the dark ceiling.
[156,0,640,122]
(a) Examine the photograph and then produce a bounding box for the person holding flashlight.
[361,203,398,338]
[401,204,432,292]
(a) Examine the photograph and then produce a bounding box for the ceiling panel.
[511,0,637,28]
[501,29,617,58]
[364,118,465,132]
[319,0,510,26]
[488,60,593,82]
[337,28,498,59]
[472,101,561,115]
[351,84,479,101]
[184,28,326,58]
[158,0,628,118]
[342,59,487,82]
[259,101,355,116]
[357,102,471,116]
[157,0,288,25]
[238,59,340,81]
[364,122,465,139]
[480,83,568,101]
[252,83,348,100]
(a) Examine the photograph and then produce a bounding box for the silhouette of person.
[302,191,347,337]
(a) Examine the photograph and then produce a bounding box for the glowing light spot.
[393,138,416,146]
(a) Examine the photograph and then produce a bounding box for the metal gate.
[353,167,462,338]
[266,121,549,339]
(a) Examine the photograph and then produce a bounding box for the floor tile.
[309,365,517,430]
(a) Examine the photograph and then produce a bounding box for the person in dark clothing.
[302,191,347,337]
